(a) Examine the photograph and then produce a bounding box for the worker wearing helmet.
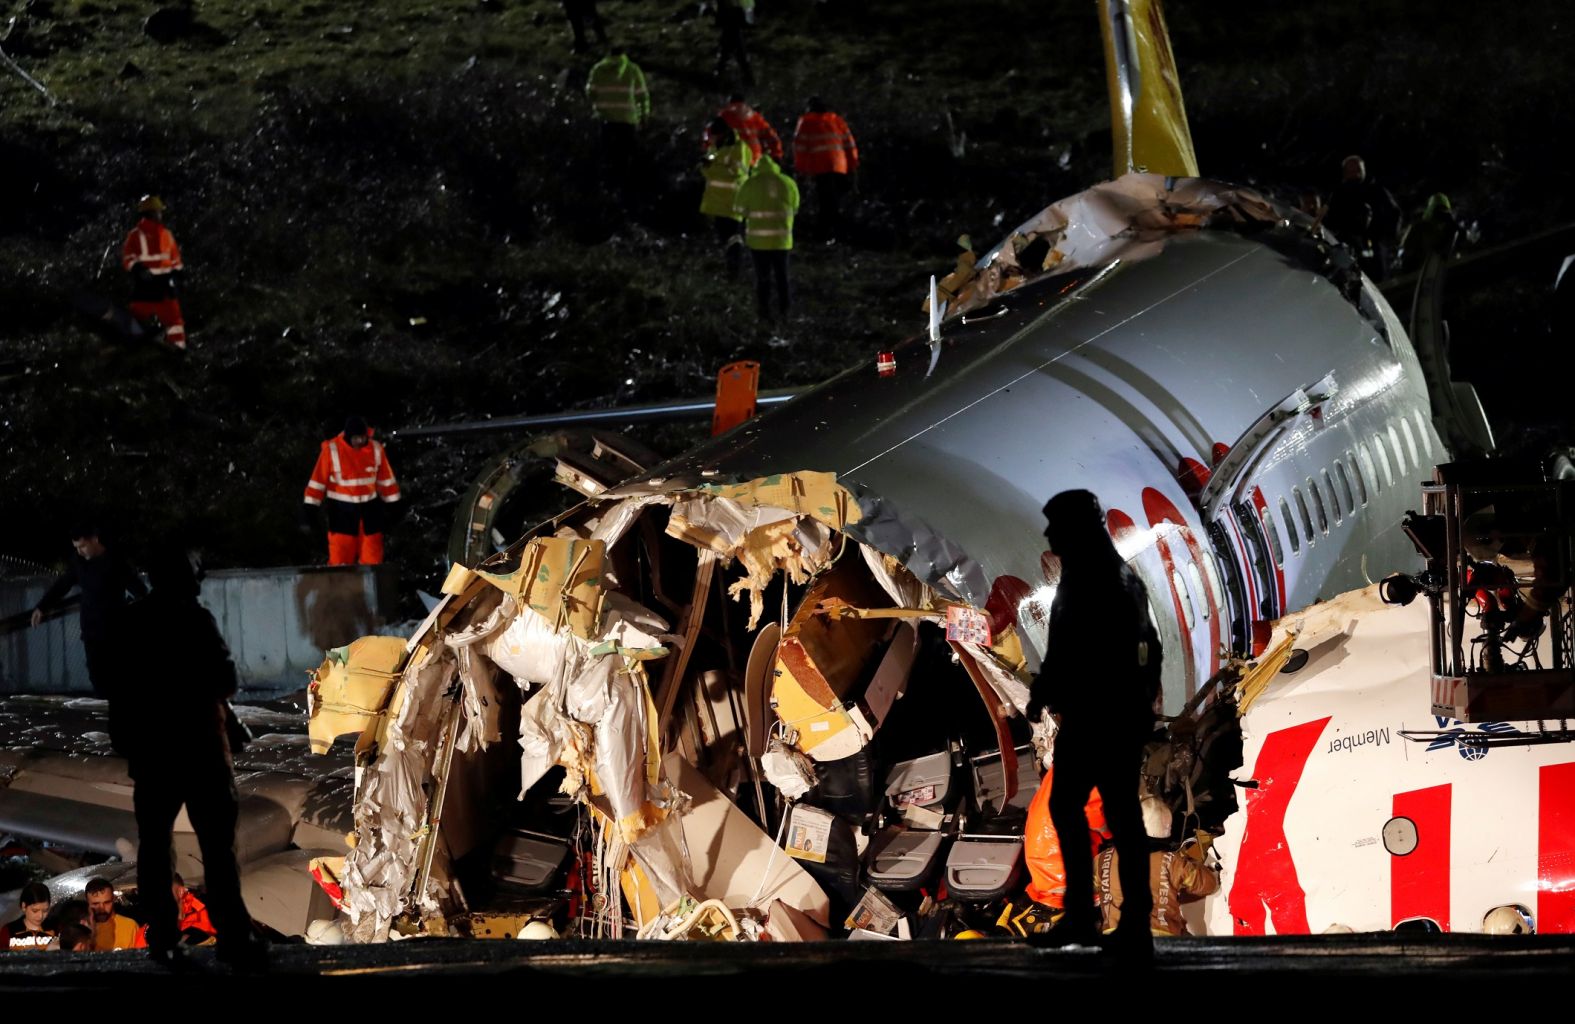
[121,195,187,349]
[301,417,402,565]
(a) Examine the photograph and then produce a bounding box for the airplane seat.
[811,747,880,822]
[490,828,571,895]
[864,746,963,893]
[942,745,1040,902]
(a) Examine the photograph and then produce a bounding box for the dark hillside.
[2,0,1569,591]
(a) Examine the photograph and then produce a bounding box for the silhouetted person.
[1325,155,1402,281]
[114,542,265,970]
[29,522,146,696]
[561,0,606,53]
[715,0,754,86]
[1028,490,1160,960]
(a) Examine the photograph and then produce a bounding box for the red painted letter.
[1229,717,1330,935]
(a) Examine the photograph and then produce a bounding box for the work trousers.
[811,172,851,237]
[598,122,638,213]
[328,525,385,566]
[82,639,116,698]
[750,249,792,319]
[129,298,186,348]
[1049,725,1153,931]
[132,753,252,953]
[713,216,744,278]
[716,15,753,85]
[562,0,605,51]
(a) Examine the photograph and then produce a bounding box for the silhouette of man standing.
[1028,490,1160,959]
[114,542,265,970]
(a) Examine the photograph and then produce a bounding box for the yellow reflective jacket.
[700,138,756,220]
[734,156,800,251]
[586,55,650,126]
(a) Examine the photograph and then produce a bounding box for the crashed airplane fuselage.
[311,170,1514,942]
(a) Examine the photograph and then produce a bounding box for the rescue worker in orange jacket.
[1024,764,1109,910]
[121,195,187,349]
[301,416,402,566]
[792,97,859,239]
[714,95,781,162]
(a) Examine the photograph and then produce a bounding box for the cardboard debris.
[478,536,607,639]
[307,635,408,755]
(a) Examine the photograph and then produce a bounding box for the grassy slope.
[1,0,1570,588]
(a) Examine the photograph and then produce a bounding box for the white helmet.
[518,920,559,940]
[1482,904,1534,935]
[1140,794,1173,839]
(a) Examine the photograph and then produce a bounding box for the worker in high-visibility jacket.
[586,51,650,209]
[734,154,799,320]
[301,416,402,566]
[121,195,187,349]
[714,95,781,162]
[792,97,859,240]
[699,117,756,279]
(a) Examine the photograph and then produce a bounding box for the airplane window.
[1260,506,1285,567]
[1201,551,1225,608]
[1388,424,1407,475]
[1334,460,1356,511]
[1186,563,1210,620]
[1357,443,1378,496]
[1322,468,1343,523]
[1278,497,1301,553]
[1344,452,1367,505]
[1308,477,1329,533]
[1414,410,1434,460]
[1293,487,1315,542]
[1400,417,1421,470]
[1172,569,1196,630]
[1373,434,1395,487]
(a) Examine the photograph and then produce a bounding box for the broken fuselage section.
[312,174,1441,941]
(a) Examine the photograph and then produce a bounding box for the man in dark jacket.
[29,523,146,696]
[1324,155,1403,281]
[1028,490,1160,959]
[115,542,265,970]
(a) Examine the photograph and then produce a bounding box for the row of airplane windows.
[1164,411,1435,638]
[1261,409,1434,567]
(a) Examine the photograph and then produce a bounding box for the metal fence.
[1,565,401,696]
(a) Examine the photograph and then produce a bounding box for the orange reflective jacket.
[121,218,183,275]
[717,101,782,161]
[793,111,859,176]
[303,433,401,506]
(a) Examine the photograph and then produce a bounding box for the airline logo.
[1425,717,1521,761]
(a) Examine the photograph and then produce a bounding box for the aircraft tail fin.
[1098,0,1199,178]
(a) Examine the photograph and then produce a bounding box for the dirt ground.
[2,0,1571,599]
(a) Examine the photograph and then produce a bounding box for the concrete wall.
[0,565,401,695]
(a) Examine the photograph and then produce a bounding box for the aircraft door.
[1213,489,1284,653]
[1206,520,1249,656]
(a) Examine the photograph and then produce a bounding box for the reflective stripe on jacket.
[792,111,859,176]
[718,101,782,161]
[304,434,401,506]
[700,138,756,219]
[121,218,183,274]
[734,155,800,251]
[586,55,650,125]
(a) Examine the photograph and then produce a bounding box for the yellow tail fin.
[1099,0,1199,177]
